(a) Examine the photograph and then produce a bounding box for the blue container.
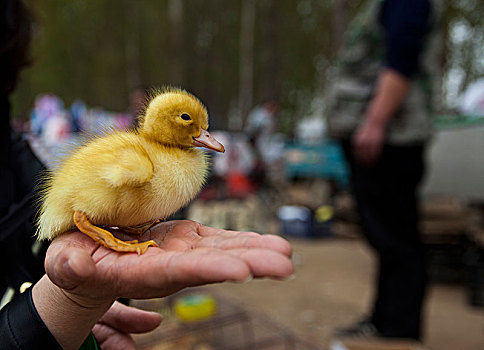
[284,141,349,187]
[277,206,313,237]
[277,205,334,238]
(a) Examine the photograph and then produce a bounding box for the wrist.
[364,105,391,129]
[361,114,388,131]
[32,275,114,350]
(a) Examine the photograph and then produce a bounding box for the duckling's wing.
[99,147,153,188]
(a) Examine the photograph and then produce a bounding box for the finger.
[197,234,292,257]
[97,249,284,299]
[99,301,162,334]
[92,323,136,350]
[165,250,253,284]
[193,222,293,256]
[226,248,294,279]
[137,251,253,294]
[82,250,252,300]
[196,223,260,238]
[51,230,101,251]
[45,246,96,291]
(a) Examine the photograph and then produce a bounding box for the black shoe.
[334,318,380,338]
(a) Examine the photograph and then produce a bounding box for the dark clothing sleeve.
[0,289,63,349]
[0,93,61,349]
[380,0,431,78]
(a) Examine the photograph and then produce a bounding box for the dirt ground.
[211,237,484,350]
[133,235,484,350]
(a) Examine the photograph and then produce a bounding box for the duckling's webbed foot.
[73,211,158,255]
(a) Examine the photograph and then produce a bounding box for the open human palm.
[45,220,294,305]
[33,220,293,350]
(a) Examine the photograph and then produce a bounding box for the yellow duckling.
[37,87,225,254]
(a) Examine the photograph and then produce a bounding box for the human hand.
[352,120,386,166]
[45,220,294,306]
[351,68,410,166]
[92,301,161,350]
[34,220,293,350]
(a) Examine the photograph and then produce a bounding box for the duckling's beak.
[193,129,225,153]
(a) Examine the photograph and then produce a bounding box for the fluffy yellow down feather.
[36,87,223,241]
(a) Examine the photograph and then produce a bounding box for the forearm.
[32,275,114,350]
[364,68,410,128]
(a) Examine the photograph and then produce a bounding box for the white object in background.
[41,112,71,146]
[277,206,311,221]
[459,79,484,116]
[423,124,484,200]
[296,117,327,144]
[329,340,349,350]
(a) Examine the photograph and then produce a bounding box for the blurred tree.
[123,0,142,92]
[331,0,348,55]
[168,0,184,85]
[238,0,255,128]
[257,0,280,102]
[10,0,484,131]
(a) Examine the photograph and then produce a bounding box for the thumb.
[45,247,96,291]
[99,301,162,334]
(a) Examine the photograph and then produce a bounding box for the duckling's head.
[139,87,224,152]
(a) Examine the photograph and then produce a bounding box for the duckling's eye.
[180,113,191,121]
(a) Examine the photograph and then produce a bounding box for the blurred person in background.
[69,98,87,133]
[0,1,293,349]
[245,100,280,187]
[245,100,279,142]
[327,0,441,340]
[128,84,150,128]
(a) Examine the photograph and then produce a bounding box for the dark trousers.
[342,142,427,339]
